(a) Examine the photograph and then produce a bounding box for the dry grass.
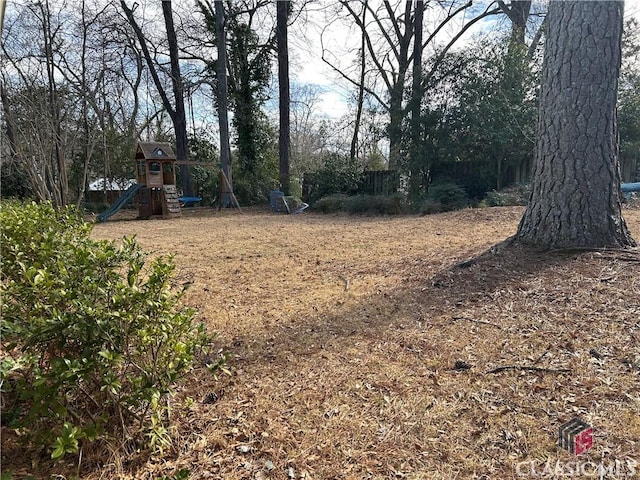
[3,205,640,479]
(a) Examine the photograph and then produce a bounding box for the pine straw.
[4,206,639,479]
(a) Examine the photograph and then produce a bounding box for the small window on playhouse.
[149,161,161,173]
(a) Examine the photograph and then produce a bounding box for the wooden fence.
[360,170,399,196]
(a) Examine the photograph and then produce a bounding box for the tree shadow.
[6,237,635,479]
[226,240,580,368]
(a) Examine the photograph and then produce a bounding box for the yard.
[6,205,640,479]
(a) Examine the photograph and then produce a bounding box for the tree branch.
[424,5,501,85]
[319,31,389,110]
[120,0,176,119]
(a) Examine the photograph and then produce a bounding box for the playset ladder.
[162,185,182,218]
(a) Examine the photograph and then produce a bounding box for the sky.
[3,0,639,124]
[286,1,499,118]
[285,0,640,119]
[285,0,519,118]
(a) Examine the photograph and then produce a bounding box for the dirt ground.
[6,205,640,479]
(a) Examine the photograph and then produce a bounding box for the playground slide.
[97,183,144,223]
[621,182,640,193]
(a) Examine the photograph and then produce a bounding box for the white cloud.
[317,90,351,118]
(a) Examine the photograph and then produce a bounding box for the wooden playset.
[97,141,182,222]
[134,142,182,219]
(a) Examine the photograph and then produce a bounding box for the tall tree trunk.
[215,0,233,207]
[77,0,91,208]
[498,0,532,46]
[516,0,635,249]
[42,0,67,207]
[387,0,413,171]
[122,0,193,196]
[277,0,290,195]
[162,0,193,196]
[350,1,367,164]
[408,0,423,197]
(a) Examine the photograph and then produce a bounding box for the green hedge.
[313,194,407,215]
[0,201,215,460]
[481,183,531,207]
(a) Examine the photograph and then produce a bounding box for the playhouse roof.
[136,142,176,161]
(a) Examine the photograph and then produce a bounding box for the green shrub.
[417,199,443,215]
[0,201,214,460]
[307,154,361,203]
[343,195,371,214]
[233,170,279,206]
[314,194,407,215]
[345,194,407,215]
[481,183,531,207]
[313,194,349,213]
[381,193,407,215]
[426,182,470,211]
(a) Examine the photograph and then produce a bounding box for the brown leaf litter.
[2,205,639,479]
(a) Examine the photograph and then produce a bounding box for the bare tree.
[322,0,499,170]
[214,0,233,207]
[350,0,367,164]
[409,0,423,171]
[2,0,203,206]
[121,0,193,196]
[515,0,636,248]
[289,84,325,174]
[277,0,291,194]
[497,0,546,61]
[1,0,71,206]
[497,0,532,45]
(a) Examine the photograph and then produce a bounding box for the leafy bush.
[307,154,361,203]
[343,195,374,214]
[233,169,279,206]
[288,176,303,199]
[345,194,407,215]
[481,183,531,207]
[416,199,444,215]
[313,194,349,213]
[425,182,470,211]
[0,201,214,460]
[313,194,407,215]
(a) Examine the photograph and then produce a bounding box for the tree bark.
[162,0,193,196]
[0,0,6,36]
[277,0,290,195]
[386,0,412,171]
[350,1,367,164]
[408,0,423,196]
[121,0,193,196]
[498,0,532,46]
[516,0,636,249]
[215,0,233,207]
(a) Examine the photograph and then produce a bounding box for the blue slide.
[622,182,640,200]
[621,182,640,193]
[97,183,144,223]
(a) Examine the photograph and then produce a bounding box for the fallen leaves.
[4,206,638,479]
